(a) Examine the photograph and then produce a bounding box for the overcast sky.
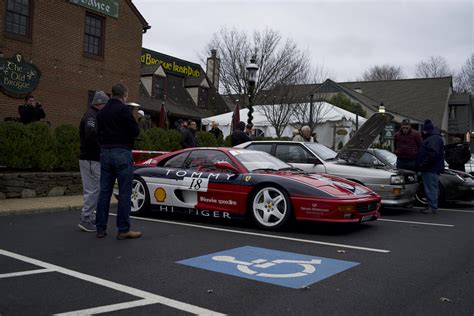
[134,0,472,82]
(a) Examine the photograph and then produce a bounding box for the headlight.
[390,175,405,184]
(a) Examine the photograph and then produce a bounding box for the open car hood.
[337,112,394,163]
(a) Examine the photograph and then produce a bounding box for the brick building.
[0,0,149,126]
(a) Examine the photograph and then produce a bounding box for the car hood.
[337,112,394,163]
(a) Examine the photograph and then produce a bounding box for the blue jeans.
[422,172,439,210]
[96,148,133,233]
[397,158,416,172]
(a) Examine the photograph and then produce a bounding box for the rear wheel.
[250,186,292,230]
[130,176,150,215]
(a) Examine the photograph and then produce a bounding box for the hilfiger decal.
[244,176,252,182]
[154,187,166,202]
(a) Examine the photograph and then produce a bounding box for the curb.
[0,205,83,216]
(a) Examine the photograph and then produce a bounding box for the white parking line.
[0,268,53,279]
[118,214,391,253]
[0,249,225,316]
[412,206,474,213]
[378,219,454,227]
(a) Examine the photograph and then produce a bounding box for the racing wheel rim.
[131,178,146,214]
[252,186,289,228]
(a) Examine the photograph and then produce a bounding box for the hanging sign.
[0,53,41,98]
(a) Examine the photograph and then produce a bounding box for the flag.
[159,102,166,129]
[231,101,240,133]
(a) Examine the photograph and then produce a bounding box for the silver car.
[236,113,418,207]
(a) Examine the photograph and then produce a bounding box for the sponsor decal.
[244,176,252,182]
[166,169,236,181]
[199,196,237,206]
[301,203,329,213]
[154,187,166,202]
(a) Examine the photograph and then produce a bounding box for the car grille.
[356,202,378,213]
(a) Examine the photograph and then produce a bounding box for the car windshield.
[305,143,337,160]
[229,149,290,172]
[375,149,397,167]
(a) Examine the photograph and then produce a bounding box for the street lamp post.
[246,56,259,126]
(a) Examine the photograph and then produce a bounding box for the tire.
[415,182,444,206]
[250,186,292,230]
[130,176,150,216]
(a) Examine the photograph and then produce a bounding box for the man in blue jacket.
[416,119,444,214]
[96,84,141,239]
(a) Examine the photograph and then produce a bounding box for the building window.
[5,0,32,38]
[84,13,104,56]
[199,88,209,107]
[154,77,166,99]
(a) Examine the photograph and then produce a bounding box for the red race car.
[124,147,381,230]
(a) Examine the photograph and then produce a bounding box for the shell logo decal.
[154,187,166,202]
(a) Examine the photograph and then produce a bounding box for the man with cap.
[416,119,444,214]
[78,90,109,232]
[394,119,422,171]
[231,121,252,146]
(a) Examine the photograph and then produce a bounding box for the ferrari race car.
[126,147,381,230]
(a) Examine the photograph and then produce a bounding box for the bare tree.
[454,54,473,93]
[362,64,405,81]
[256,88,297,138]
[415,56,453,78]
[203,27,310,98]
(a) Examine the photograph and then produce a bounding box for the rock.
[21,188,36,198]
[48,186,66,197]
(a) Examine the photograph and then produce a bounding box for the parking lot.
[1,202,473,315]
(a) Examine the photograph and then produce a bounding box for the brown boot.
[117,230,142,240]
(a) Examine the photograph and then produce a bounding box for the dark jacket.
[97,98,139,149]
[231,129,252,146]
[79,106,101,161]
[394,129,422,160]
[209,127,223,141]
[444,142,471,166]
[180,128,197,148]
[416,128,444,174]
[18,104,46,124]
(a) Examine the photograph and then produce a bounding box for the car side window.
[276,144,310,164]
[185,150,235,172]
[163,152,190,168]
[246,144,272,154]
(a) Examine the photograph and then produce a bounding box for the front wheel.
[250,186,292,230]
[130,176,150,215]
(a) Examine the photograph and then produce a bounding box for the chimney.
[206,49,220,91]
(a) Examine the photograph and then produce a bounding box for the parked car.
[235,113,418,207]
[122,147,381,230]
[364,148,474,205]
[465,154,474,175]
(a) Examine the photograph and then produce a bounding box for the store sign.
[69,0,118,18]
[141,48,201,78]
[0,54,41,98]
[384,123,395,140]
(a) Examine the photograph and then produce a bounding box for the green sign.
[384,123,395,140]
[69,0,118,18]
[0,54,41,98]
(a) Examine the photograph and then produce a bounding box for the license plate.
[361,215,373,222]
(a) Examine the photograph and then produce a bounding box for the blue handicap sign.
[176,246,359,288]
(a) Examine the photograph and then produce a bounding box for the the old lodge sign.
[0,53,41,98]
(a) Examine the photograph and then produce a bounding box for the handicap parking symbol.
[177,246,359,288]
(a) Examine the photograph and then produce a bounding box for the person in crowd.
[292,128,300,139]
[180,120,198,148]
[96,83,141,240]
[78,91,109,232]
[444,141,471,172]
[416,119,444,214]
[394,119,422,171]
[209,121,223,142]
[231,121,252,146]
[137,110,149,130]
[245,124,255,140]
[18,95,46,124]
[174,119,184,131]
[292,126,312,142]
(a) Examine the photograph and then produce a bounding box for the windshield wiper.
[252,168,278,172]
[278,167,304,172]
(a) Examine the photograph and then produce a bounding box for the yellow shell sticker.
[154,187,166,202]
[244,176,252,182]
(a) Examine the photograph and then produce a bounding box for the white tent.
[202,102,367,148]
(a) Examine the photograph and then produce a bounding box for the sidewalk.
[0,195,117,216]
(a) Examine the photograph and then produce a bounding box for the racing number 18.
[189,178,202,190]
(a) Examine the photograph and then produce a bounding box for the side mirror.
[307,156,320,165]
[214,161,241,173]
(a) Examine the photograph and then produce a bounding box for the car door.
[274,143,327,173]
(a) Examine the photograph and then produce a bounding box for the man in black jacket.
[18,95,46,124]
[180,120,198,148]
[78,91,108,232]
[96,84,141,240]
[231,121,251,146]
